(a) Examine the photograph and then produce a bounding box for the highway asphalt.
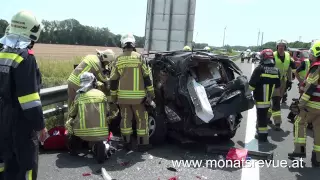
[38,59,320,180]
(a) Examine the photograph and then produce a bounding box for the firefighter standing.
[110,33,155,151]
[0,10,47,180]
[67,49,115,108]
[66,72,111,157]
[268,39,296,130]
[288,41,320,167]
[249,49,281,141]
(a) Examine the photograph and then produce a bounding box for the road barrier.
[39,54,240,121]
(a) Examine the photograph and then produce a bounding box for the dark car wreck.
[145,50,254,143]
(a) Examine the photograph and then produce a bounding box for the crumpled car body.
[148,50,254,139]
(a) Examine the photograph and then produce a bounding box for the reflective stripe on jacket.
[68,55,107,87]
[68,88,109,141]
[274,51,291,79]
[109,51,154,104]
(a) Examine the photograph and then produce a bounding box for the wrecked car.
[146,50,254,142]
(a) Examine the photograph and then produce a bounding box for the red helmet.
[260,49,274,60]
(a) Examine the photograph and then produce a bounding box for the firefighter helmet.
[183,46,191,51]
[260,49,274,64]
[204,46,211,51]
[310,40,320,58]
[276,39,288,50]
[80,72,96,87]
[120,33,136,48]
[96,49,115,63]
[9,10,41,42]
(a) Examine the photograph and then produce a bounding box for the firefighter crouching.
[67,49,115,109]
[66,72,113,163]
[288,41,320,167]
[267,39,296,130]
[249,49,281,141]
[110,33,155,152]
[0,10,47,180]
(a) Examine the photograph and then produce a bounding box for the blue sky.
[1,0,319,46]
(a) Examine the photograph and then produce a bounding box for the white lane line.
[241,63,260,180]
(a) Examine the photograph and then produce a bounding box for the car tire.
[149,110,167,145]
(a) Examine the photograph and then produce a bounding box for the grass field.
[34,43,143,88]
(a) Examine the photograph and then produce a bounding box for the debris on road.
[82,172,91,176]
[117,157,130,166]
[196,175,208,179]
[167,167,178,172]
[148,155,154,159]
[168,176,179,180]
[101,167,113,180]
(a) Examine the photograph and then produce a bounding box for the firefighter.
[0,10,47,180]
[249,49,281,141]
[66,72,111,159]
[204,46,211,51]
[183,45,191,51]
[267,39,296,130]
[67,49,115,108]
[110,33,155,152]
[288,41,320,167]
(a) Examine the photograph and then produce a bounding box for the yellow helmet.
[96,49,116,63]
[5,25,10,35]
[183,46,191,51]
[120,33,136,48]
[310,40,320,58]
[9,10,41,42]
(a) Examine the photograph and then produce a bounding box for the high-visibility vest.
[274,51,291,79]
[298,59,310,79]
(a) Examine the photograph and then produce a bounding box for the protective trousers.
[67,82,79,109]
[256,108,269,135]
[267,96,282,125]
[0,130,39,180]
[119,104,149,145]
[293,107,320,162]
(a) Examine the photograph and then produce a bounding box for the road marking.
[241,63,260,180]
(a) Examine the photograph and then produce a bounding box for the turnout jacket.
[109,51,154,104]
[249,63,281,108]
[0,48,44,133]
[68,88,110,142]
[68,55,108,89]
[300,61,320,109]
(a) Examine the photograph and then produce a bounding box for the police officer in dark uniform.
[249,49,281,141]
[0,10,47,180]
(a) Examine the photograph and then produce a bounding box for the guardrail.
[39,54,240,122]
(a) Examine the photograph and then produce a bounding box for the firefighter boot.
[311,151,320,167]
[137,136,152,152]
[288,145,306,159]
[122,136,132,151]
[282,93,287,104]
[255,133,268,142]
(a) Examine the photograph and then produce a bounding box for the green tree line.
[0,18,145,47]
[227,41,312,52]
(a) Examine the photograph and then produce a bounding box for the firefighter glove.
[147,90,155,100]
[287,81,292,91]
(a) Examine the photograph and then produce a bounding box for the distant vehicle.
[288,48,310,67]
[241,49,251,63]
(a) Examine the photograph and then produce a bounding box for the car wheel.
[149,111,167,145]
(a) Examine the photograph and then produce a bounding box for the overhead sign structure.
[144,0,196,52]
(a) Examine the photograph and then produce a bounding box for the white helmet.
[96,49,115,63]
[9,10,41,42]
[5,25,10,35]
[120,33,136,48]
[246,49,251,52]
[204,46,211,51]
